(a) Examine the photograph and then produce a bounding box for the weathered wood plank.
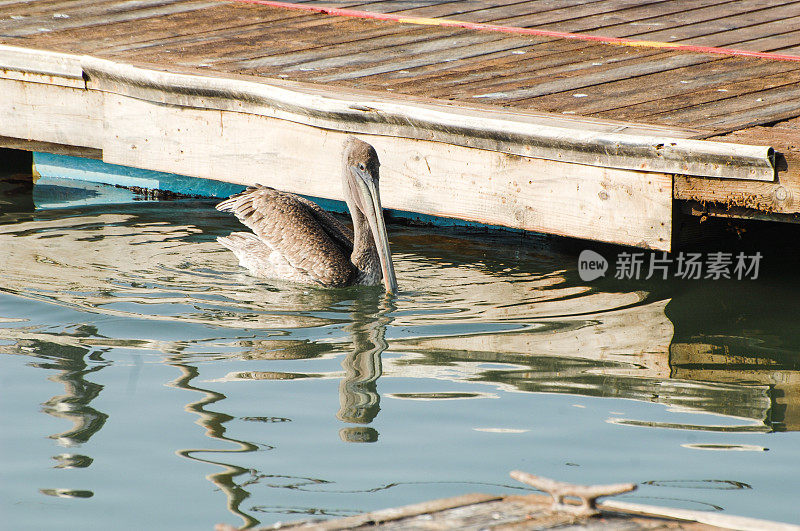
[658,16,800,54]
[369,37,587,88]
[447,52,713,103]
[532,0,771,35]
[601,500,800,531]
[189,65,706,139]
[675,175,800,216]
[136,17,442,69]
[370,36,624,89]
[0,0,219,38]
[403,46,669,99]
[95,11,350,57]
[99,92,673,249]
[18,3,316,54]
[646,84,800,127]
[0,43,85,86]
[245,28,503,74]
[92,4,377,59]
[216,20,461,68]
[83,57,767,179]
[608,64,800,119]
[279,493,503,530]
[0,136,102,159]
[240,485,798,530]
[309,34,658,89]
[706,105,800,135]
[439,0,674,25]
[650,82,800,123]
[388,0,620,20]
[675,122,800,215]
[0,0,116,21]
[513,53,800,131]
[735,30,800,55]
[3,0,798,142]
[0,77,102,148]
[305,33,532,82]
[778,44,800,55]
[388,0,538,19]
[340,0,460,13]
[527,58,800,117]
[630,2,800,44]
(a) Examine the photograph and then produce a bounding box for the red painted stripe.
[225,0,800,62]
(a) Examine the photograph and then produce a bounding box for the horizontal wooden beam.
[675,129,800,215]
[81,56,775,181]
[0,136,102,160]
[0,44,84,87]
[102,93,672,249]
[0,78,103,149]
[675,156,800,215]
[680,200,800,223]
[0,46,678,249]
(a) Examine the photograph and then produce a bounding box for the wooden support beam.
[676,122,800,216]
[675,158,800,216]
[0,61,674,249]
[100,92,673,249]
[81,57,775,181]
[0,136,102,160]
[0,78,103,150]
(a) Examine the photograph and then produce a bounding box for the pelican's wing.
[292,195,354,254]
[216,186,354,286]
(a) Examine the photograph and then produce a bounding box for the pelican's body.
[216,138,397,293]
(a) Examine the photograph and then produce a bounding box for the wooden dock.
[2,0,800,249]
[213,471,800,530]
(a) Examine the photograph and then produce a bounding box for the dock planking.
[3,1,799,130]
[215,471,800,530]
[2,0,800,246]
[2,0,797,135]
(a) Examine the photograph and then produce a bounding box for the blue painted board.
[33,152,246,198]
[32,152,521,232]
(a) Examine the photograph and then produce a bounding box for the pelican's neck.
[349,208,382,286]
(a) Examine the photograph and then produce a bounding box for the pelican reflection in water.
[216,138,397,293]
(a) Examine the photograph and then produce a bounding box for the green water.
[1,173,800,529]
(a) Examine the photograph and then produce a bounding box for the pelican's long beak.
[352,167,398,294]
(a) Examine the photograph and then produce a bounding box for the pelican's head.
[342,138,397,294]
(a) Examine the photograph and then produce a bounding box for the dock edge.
[78,55,776,182]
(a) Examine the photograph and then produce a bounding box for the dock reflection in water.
[2,175,800,528]
[4,336,106,501]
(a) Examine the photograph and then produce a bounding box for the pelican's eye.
[358,162,366,172]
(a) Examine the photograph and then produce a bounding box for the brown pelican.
[216,137,397,293]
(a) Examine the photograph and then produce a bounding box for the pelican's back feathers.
[216,185,355,287]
